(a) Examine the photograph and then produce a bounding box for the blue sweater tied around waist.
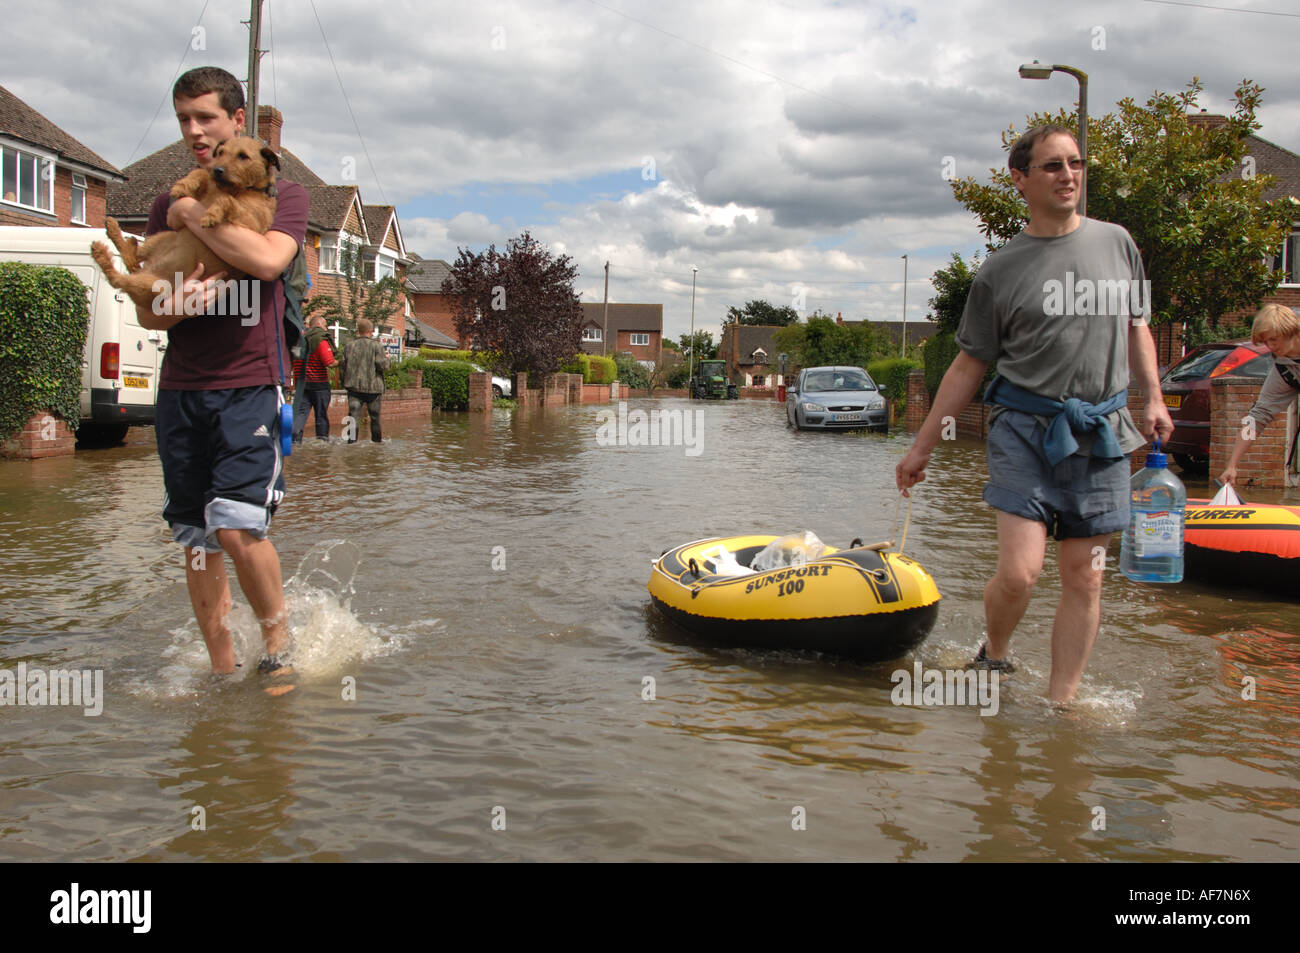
[984,375,1127,468]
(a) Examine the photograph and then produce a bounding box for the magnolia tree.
[951,78,1296,346]
[445,231,582,377]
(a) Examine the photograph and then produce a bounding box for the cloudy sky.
[6,0,1298,342]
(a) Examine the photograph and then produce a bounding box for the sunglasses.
[1026,157,1084,173]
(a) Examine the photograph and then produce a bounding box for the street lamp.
[1018,60,1088,217]
[688,266,698,388]
[900,253,908,358]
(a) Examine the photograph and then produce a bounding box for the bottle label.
[1132,509,1182,557]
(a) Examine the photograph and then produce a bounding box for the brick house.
[578,302,662,364]
[404,254,468,348]
[0,84,125,228]
[719,324,783,388]
[107,106,409,338]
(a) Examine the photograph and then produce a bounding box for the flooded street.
[1,398,1297,861]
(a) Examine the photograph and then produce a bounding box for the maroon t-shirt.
[145,179,309,389]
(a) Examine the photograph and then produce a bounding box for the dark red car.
[1160,340,1272,473]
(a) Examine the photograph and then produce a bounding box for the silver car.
[787,365,888,432]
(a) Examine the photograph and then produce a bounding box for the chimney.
[1187,109,1228,131]
[836,311,843,325]
[256,105,283,154]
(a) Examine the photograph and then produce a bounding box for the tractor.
[690,359,739,400]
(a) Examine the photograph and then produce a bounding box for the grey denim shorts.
[983,410,1130,539]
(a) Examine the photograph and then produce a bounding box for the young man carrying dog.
[896,125,1174,705]
[135,67,308,685]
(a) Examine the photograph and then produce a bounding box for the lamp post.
[688,266,698,388]
[1018,60,1088,217]
[900,253,908,358]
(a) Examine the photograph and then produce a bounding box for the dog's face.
[209,136,280,191]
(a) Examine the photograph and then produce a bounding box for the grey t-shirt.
[956,218,1148,454]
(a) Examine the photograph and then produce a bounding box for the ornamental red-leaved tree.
[444,231,583,378]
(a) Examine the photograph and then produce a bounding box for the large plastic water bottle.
[1121,439,1186,583]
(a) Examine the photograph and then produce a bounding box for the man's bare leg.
[217,529,290,657]
[185,553,235,673]
[1048,535,1108,704]
[984,511,1048,660]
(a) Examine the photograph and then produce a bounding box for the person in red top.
[134,67,306,688]
[292,313,338,442]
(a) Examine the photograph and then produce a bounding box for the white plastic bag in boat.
[700,543,755,576]
[1210,483,1242,506]
[750,531,827,573]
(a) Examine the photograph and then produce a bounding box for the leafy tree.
[304,241,409,344]
[772,314,888,372]
[648,347,685,392]
[950,78,1296,346]
[928,252,982,334]
[677,330,718,361]
[612,350,650,389]
[724,299,800,326]
[445,231,582,376]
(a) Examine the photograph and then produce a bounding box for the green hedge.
[424,360,475,410]
[922,332,960,400]
[560,353,617,384]
[418,347,503,369]
[922,332,996,400]
[384,354,422,391]
[867,357,920,413]
[0,263,89,442]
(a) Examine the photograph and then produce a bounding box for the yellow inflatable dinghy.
[648,534,940,661]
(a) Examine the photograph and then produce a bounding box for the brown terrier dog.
[91,136,279,311]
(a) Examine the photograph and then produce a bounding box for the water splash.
[137,540,402,698]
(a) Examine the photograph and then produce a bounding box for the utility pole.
[602,261,610,357]
[245,0,264,139]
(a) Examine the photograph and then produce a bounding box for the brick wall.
[902,368,988,437]
[0,411,75,459]
[1209,376,1294,489]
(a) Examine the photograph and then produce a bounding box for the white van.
[0,226,165,444]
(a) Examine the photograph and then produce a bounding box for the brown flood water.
[0,398,1297,861]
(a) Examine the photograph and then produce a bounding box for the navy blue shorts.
[984,410,1130,539]
[155,386,287,553]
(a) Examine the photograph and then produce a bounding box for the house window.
[1,146,54,213]
[375,255,395,281]
[319,236,339,272]
[70,173,87,224]
[582,327,602,342]
[630,332,650,346]
[752,348,767,364]
[1273,229,1300,285]
[753,375,766,387]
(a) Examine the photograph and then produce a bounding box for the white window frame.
[630,332,650,346]
[320,232,363,275]
[374,252,396,282]
[582,327,602,342]
[1274,226,1300,287]
[70,173,87,224]
[0,143,55,214]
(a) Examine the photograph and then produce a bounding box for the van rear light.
[101,343,120,379]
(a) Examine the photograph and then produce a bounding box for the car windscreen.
[1162,347,1230,383]
[803,369,874,391]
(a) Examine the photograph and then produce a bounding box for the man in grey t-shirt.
[896,125,1173,705]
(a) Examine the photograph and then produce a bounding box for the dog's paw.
[199,212,222,228]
